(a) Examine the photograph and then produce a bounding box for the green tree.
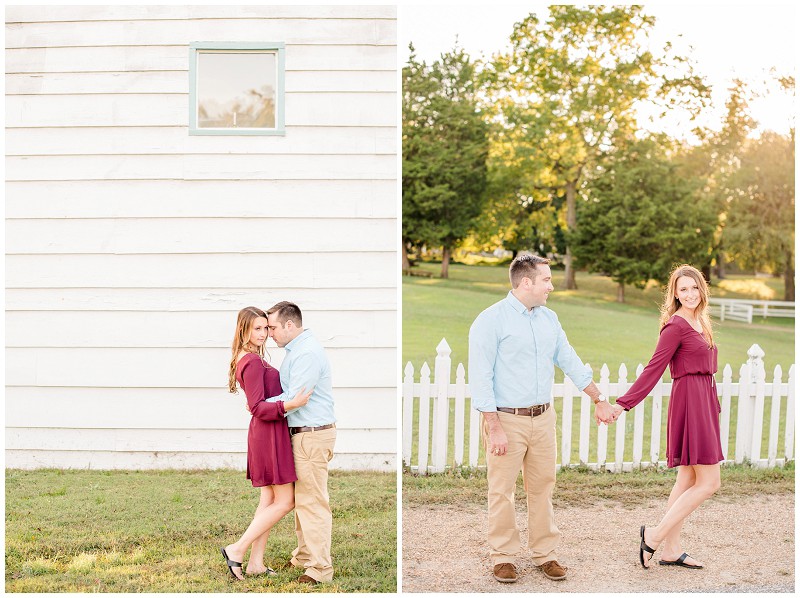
[683,79,757,280]
[723,130,795,300]
[484,5,709,289]
[571,137,717,302]
[402,45,490,278]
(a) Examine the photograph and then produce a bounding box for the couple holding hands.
[469,256,723,583]
[221,302,336,585]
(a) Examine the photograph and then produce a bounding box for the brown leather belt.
[289,423,335,436]
[497,404,550,417]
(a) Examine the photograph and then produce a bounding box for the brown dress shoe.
[539,560,567,580]
[493,562,518,583]
[298,574,319,585]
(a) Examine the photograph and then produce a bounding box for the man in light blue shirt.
[469,254,613,584]
[266,301,336,585]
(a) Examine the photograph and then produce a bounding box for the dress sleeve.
[240,360,286,422]
[616,321,681,411]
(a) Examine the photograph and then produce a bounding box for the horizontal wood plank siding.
[6,388,397,430]
[5,6,397,21]
[6,45,396,73]
[5,6,398,471]
[6,180,397,218]
[5,288,397,311]
[6,310,397,348]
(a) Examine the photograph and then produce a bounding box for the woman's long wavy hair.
[659,264,714,348]
[228,306,269,393]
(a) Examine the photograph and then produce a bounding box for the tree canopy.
[571,136,717,301]
[402,46,489,278]
[723,130,795,300]
[482,5,709,288]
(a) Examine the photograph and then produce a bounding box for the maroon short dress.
[235,352,297,487]
[616,315,724,468]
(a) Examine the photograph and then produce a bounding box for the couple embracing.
[469,255,723,584]
[221,302,336,585]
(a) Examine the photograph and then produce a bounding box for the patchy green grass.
[5,469,396,593]
[402,461,794,509]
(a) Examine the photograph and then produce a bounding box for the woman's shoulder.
[665,314,692,328]
[659,314,687,336]
[236,352,261,369]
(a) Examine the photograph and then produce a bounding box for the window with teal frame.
[189,42,285,135]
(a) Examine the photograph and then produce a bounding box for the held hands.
[594,400,624,425]
[285,386,313,411]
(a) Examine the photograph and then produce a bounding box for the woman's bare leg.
[224,483,295,580]
[245,486,275,574]
[658,466,704,566]
[642,464,720,567]
[659,466,705,567]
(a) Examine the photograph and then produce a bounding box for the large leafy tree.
[723,130,795,300]
[682,79,757,280]
[483,5,709,289]
[571,136,717,302]
[402,46,489,278]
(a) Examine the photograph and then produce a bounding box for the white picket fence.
[708,298,795,324]
[403,339,795,474]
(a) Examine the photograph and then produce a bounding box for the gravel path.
[402,494,794,593]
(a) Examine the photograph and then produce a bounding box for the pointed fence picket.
[403,339,795,475]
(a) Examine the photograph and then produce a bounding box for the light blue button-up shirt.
[468,291,593,412]
[266,329,336,428]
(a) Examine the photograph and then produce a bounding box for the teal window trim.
[189,41,286,136]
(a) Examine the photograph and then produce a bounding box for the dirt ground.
[402,494,794,593]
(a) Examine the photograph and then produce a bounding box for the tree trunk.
[715,251,726,279]
[784,250,795,301]
[563,179,578,290]
[701,264,711,284]
[441,246,451,279]
[616,282,625,303]
[402,242,410,271]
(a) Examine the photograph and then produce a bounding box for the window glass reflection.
[197,51,277,129]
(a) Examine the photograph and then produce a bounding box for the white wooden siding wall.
[5,6,397,471]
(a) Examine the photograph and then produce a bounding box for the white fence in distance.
[708,298,795,324]
[402,339,795,474]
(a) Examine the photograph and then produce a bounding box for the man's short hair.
[509,253,550,288]
[267,301,303,327]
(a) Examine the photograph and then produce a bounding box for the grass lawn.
[402,462,795,509]
[5,469,396,593]
[403,263,795,469]
[403,263,794,372]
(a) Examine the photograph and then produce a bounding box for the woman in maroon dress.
[610,265,723,570]
[220,307,311,580]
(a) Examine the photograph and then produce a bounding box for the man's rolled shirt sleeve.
[468,314,499,412]
[552,323,593,391]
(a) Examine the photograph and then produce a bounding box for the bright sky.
[399,2,797,140]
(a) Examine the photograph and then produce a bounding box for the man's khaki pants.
[290,426,336,582]
[484,407,560,566]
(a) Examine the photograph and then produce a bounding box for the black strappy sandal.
[639,525,656,568]
[659,553,703,569]
[220,547,243,580]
